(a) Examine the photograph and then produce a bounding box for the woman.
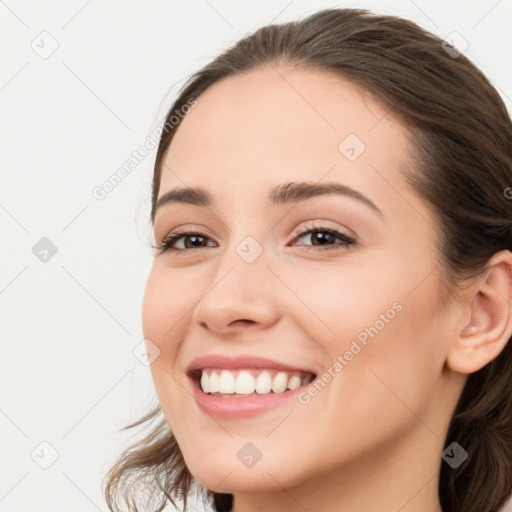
[104,7,512,512]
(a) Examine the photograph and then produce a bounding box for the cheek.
[141,267,190,415]
[289,261,443,423]
[285,260,405,353]
[141,264,197,350]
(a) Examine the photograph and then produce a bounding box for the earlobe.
[446,251,512,375]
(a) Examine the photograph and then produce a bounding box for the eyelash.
[152,223,356,254]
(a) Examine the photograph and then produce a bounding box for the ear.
[446,250,512,374]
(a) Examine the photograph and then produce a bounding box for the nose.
[191,247,280,335]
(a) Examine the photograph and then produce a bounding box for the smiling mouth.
[191,368,317,397]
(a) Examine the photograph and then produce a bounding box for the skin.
[142,64,512,512]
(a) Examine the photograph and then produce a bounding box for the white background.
[1,1,511,511]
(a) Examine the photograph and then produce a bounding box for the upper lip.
[187,354,317,376]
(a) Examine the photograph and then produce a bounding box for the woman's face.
[142,65,465,500]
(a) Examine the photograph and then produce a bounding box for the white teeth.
[209,371,219,392]
[255,371,272,394]
[288,375,302,390]
[199,368,314,395]
[271,372,288,393]
[200,371,209,393]
[218,370,235,393]
[235,371,255,395]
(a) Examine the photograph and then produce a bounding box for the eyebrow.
[154,181,383,218]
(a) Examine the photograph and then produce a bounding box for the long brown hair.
[103,8,512,512]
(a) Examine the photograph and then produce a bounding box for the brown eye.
[155,231,217,252]
[290,225,356,251]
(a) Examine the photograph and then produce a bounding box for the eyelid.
[154,221,357,254]
[288,223,356,250]
[290,219,356,240]
[156,223,212,242]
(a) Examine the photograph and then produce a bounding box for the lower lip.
[188,374,311,419]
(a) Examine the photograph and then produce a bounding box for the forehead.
[158,64,416,216]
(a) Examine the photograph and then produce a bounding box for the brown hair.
[103,7,512,512]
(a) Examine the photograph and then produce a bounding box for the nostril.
[230,319,255,326]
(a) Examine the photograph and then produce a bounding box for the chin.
[183,448,303,493]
